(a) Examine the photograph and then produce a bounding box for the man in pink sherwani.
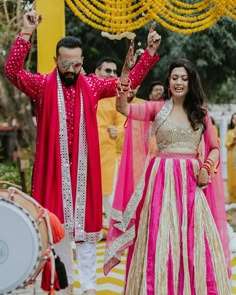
[5,8,161,295]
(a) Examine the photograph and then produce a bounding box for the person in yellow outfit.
[225,112,236,203]
[95,58,124,225]
[148,80,165,101]
[96,58,144,226]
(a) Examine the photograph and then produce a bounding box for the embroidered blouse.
[156,116,203,153]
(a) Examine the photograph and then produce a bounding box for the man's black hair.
[148,80,164,94]
[56,36,83,56]
[95,57,118,70]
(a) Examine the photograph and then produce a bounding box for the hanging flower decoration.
[65,0,236,37]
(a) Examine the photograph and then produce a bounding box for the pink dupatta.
[104,100,165,274]
[202,115,231,275]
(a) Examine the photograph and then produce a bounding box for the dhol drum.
[0,186,52,294]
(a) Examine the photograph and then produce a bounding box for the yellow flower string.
[65,0,236,35]
[152,0,218,25]
[69,0,151,32]
[164,0,213,14]
[150,0,222,32]
[216,0,236,20]
[171,0,212,9]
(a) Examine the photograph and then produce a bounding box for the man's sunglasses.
[104,68,117,75]
[59,60,82,69]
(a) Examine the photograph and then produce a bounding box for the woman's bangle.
[19,32,32,37]
[116,78,131,99]
[117,78,130,87]
[201,159,218,175]
[205,158,214,166]
[119,81,130,86]
[206,158,217,174]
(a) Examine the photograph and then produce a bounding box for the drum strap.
[35,208,46,224]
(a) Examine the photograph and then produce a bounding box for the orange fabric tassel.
[48,211,65,243]
[48,287,56,295]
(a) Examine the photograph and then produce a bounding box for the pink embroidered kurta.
[5,36,159,242]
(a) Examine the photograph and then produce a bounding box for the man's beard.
[58,69,79,87]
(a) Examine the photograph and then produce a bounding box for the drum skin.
[0,189,49,294]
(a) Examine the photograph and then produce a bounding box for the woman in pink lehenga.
[104,41,231,295]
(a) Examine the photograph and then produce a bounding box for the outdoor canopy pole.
[36,0,65,74]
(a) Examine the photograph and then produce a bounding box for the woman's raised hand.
[122,40,141,76]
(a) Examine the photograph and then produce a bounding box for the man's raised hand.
[22,1,42,34]
[147,22,161,56]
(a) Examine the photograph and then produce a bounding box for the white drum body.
[0,189,48,294]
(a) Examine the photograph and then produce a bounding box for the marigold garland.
[152,0,217,24]
[172,0,212,9]
[65,0,236,36]
[150,0,222,32]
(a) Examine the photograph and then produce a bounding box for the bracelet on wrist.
[116,88,131,99]
[206,158,217,174]
[116,78,131,99]
[201,158,218,175]
[119,81,130,86]
[19,32,32,37]
[205,158,214,166]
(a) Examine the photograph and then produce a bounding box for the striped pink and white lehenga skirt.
[124,153,230,295]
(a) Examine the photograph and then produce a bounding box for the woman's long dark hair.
[228,112,236,129]
[163,58,207,131]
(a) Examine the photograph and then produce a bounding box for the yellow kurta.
[97,97,126,195]
[97,97,144,195]
[225,128,236,202]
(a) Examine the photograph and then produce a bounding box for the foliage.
[0,0,36,148]
[215,77,236,103]
[65,3,236,102]
[65,5,130,74]
[0,161,21,185]
[181,17,236,103]
[133,17,236,102]
[0,1,235,152]
[0,160,32,192]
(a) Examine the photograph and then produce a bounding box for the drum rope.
[44,209,57,293]
[0,180,22,189]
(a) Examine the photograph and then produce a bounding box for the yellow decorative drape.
[36,0,65,73]
[65,0,236,36]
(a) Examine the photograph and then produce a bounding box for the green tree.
[65,3,236,102]
[130,17,236,102]
[0,0,36,149]
[0,1,235,155]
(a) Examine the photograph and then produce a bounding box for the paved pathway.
[8,241,126,295]
[7,238,236,295]
[6,195,236,295]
